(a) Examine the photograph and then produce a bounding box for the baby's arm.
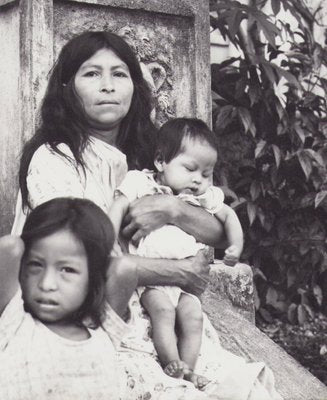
[0,235,24,315]
[214,204,243,266]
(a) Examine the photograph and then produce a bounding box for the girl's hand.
[223,245,241,267]
[180,250,210,296]
[122,195,176,245]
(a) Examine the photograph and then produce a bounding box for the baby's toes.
[164,360,184,378]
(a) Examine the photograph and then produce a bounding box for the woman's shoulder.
[31,143,74,164]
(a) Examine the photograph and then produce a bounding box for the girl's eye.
[25,261,43,273]
[185,166,195,172]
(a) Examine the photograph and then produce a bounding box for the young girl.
[0,197,138,400]
[109,118,244,389]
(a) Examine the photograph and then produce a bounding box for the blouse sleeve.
[27,144,85,209]
[197,186,225,214]
[115,170,149,203]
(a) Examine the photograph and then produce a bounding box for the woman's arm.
[124,250,211,296]
[122,195,225,247]
[0,235,24,315]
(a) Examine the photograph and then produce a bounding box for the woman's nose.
[38,268,58,291]
[100,74,115,93]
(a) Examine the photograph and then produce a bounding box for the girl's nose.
[38,268,58,291]
[100,74,115,93]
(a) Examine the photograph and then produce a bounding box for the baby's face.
[156,138,217,196]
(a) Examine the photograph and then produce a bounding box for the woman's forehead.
[79,48,129,70]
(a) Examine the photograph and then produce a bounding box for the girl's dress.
[11,137,282,400]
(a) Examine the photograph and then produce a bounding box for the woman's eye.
[84,71,98,77]
[61,267,76,274]
[114,71,128,78]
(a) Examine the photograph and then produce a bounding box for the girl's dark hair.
[19,31,156,209]
[155,118,218,163]
[20,197,115,327]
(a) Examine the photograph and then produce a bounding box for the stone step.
[203,262,327,400]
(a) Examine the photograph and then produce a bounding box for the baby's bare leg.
[105,256,138,319]
[176,293,209,389]
[141,288,184,377]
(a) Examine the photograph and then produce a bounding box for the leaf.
[320,345,327,356]
[238,107,256,136]
[247,202,257,225]
[253,284,260,310]
[271,144,281,168]
[287,303,298,324]
[215,105,234,130]
[297,151,312,180]
[271,0,281,16]
[313,285,323,306]
[250,181,261,201]
[255,139,267,158]
[287,267,296,288]
[297,304,308,325]
[266,286,278,306]
[261,62,278,85]
[227,9,246,39]
[250,9,280,48]
[259,307,274,323]
[315,191,327,208]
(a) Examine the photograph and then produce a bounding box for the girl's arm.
[215,204,244,266]
[0,235,24,315]
[122,194,225,247]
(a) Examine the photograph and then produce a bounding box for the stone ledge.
[202,291,327,400]
[207,261,255,323]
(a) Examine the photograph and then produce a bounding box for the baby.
[109,118,243,389]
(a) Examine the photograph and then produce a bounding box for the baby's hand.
[223,245,241,267]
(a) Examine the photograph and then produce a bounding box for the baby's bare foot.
[164,360,186,378]
[184,369,210,391]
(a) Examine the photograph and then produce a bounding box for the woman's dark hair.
[20,197,115,327]
[155,118,218,163]
[19,31,156,209]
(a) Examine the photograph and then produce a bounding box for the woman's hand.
[179,250,211,296]
[122,195,176,245]
[131,249,211,297]
[122,194,225,248]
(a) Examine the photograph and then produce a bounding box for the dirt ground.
[258,313,327,386]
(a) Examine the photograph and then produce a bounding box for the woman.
[11,31,282,399]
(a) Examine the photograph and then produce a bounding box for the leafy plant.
[210,0,327,324]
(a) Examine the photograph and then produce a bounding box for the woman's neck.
[90,126,119,146]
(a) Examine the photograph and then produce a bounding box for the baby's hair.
[155,118,218,163]
[20,197,115,327]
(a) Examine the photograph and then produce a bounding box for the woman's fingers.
[184,250,210,296]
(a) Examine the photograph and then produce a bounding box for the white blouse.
[12,137,128,235]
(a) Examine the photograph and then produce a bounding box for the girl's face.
[20,229,89,326]
[155,137,217,196]
[74,47,134,143]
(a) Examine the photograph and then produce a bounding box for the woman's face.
[74,48,134,140]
